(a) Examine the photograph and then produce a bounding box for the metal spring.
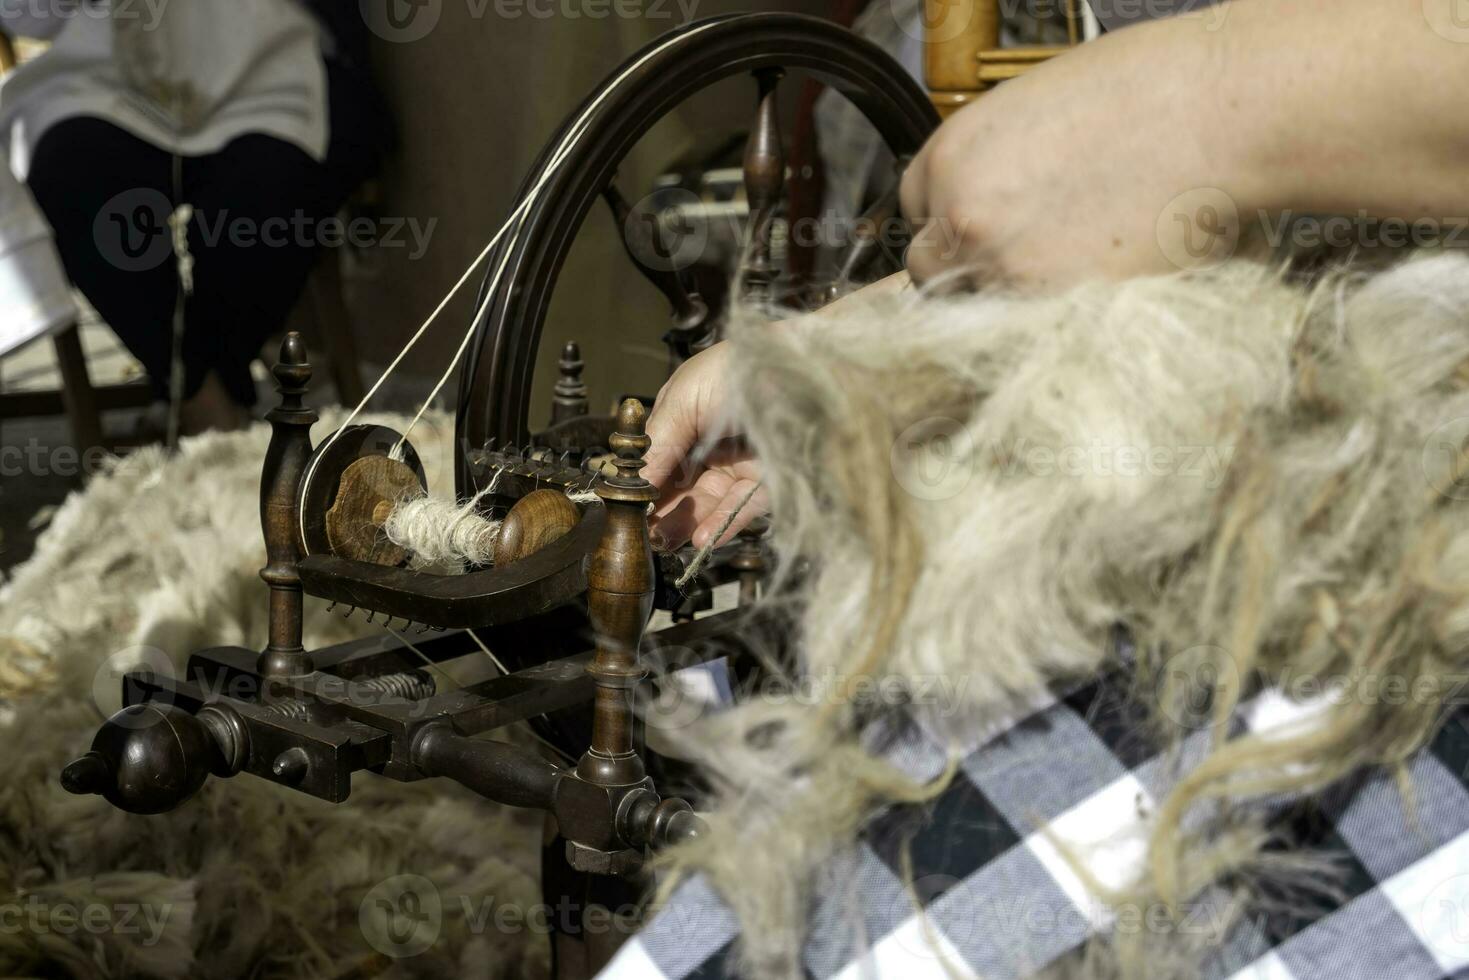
[263,698,313,722]
[357,669,436,701]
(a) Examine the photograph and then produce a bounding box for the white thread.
[383,488,502,566]
[466,627,575,763]
[299,22,717,544]
[466,627,511,677]
[384,625,461,690]
[387,22,720,457]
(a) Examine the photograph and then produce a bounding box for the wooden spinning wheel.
[61,17,941,979]
[454,12,939,498]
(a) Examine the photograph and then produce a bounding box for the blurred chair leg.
[307,252,366,406]
[52,322,104,456]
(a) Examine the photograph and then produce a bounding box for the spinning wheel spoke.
[827,159,910,302]
[602,179,712,360]
[741,68,786,304]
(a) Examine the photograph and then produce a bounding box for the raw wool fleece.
[0,412,549,979]
[662,252,1469,976]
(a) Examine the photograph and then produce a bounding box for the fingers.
[649,468,736,550]
[692,480,767,550]
[643,343,730,492]
[642,396,696,494]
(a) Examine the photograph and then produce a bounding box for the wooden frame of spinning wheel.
[923,0,1087,118]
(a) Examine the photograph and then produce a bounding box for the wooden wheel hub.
[325,455,423,566]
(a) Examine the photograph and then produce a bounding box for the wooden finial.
[258,332,318,677]
[551,341,589,424]
[606,398,652,486]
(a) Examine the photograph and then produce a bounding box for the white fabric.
[0,0,328,179]
[0,158,74,356]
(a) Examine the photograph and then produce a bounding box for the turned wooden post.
[741,68,785,304]
[257,333,318,677]
[923,0,999,117]
[922,0,1082,118]
[579,398,658,787]
[731,522,768,607]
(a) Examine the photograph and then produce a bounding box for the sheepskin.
[0,412,549,979]
[660,252,1469,977]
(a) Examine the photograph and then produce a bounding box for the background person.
[0,0,389,434]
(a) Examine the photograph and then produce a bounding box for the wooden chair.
[923,0,1088,117]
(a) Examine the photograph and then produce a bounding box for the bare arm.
[901,0,1469,284]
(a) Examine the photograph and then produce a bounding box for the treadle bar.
[119,607,765,802]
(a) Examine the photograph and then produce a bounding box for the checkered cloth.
[599,671,1469,979]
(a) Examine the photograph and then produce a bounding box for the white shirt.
[0,0,328,179]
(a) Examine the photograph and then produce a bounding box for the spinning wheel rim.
[454,12,940,498]
[297,424,427,557]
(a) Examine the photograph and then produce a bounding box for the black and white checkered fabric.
[599,672,1469,979]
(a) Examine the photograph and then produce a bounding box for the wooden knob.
[325,455,422,566]
[493,489,581,566]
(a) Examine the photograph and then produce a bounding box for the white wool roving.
[0,411,549,979]
[382,490,502,566]
[659,253,1469,977]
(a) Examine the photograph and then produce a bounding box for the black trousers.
[28,113,368,407]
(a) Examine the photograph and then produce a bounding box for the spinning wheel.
[285,11,936,635]
[457,12,938,496]
[61,14,936,974]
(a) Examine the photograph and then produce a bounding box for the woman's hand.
[643,342,765,550]
[643,0,1469,543]
[900,11,1258,286]
[641,275,913,550]
[899,0,1469,287]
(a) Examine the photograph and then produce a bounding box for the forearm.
[1179,0,1469,218]
[1042,0,1469,219]
[901,0,1469,283]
